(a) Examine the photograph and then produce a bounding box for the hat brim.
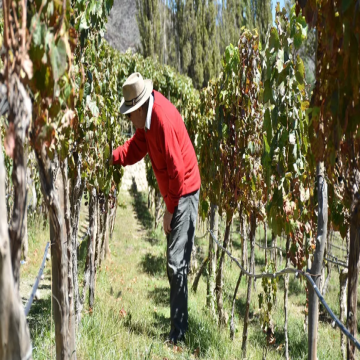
[120,79,153,115]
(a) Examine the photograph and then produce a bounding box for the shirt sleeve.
[112,129,147,166]
[159,117,184,214]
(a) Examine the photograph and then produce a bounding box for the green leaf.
[301,101,309,111]
[276,49,284,72]
[263,134,270,154]
[295,56,305,88]
[104,144,110,162]
[277,65,289,86]
[268,28,280,52]
[113,168,122,184]
[264,108,272,140]
[47,1,54,17]
[50,38,67,82]
[264,79,273,103]
[105,0,114,15]
[222,123,228,138]
[31,14,42,46]
[88,100,99,117]
[293,23,305,49]
[79,13,90,31]
[89,0,97,14]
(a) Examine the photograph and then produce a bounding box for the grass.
[22,188,360,359]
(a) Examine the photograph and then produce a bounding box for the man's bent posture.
[111,72,201,344]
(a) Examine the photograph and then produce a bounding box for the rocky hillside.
[105,0,140,53]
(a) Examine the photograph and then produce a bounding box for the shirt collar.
[145,92,154,131]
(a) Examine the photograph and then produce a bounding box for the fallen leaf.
[173,345,182,353]
[268,335,276,345]
[193,347,200,357]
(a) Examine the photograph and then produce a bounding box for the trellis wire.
[249,239,347,268]
[208,229,360,351]
[24,241,50,316]
[194,231,210,240]
[255,241,285,254]
[329,243,347,252]
[324,254,348,268]
[253,242,348,268]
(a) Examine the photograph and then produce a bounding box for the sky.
[272,0,286,22]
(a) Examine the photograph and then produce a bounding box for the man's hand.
[163,209,173,235]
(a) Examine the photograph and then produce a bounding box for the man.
[111,72,201,344]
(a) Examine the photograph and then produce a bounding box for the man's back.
[146,90,200,212]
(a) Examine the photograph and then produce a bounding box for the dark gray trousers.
[166,189,199,341]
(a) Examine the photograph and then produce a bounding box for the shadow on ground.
[145,236,161,246]
[232,239,242,251]
[38,284,51,290]
[276,275,305,298]
[27,295,52,339]
[140,253,166,276]
[254,253,266,267]
[122,310,169,339]
[235,292,252,319]
[186,312,229,357]
[148,286,169,306]
[129,180,153,230]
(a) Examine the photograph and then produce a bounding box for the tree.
[137,0,221,88]
[220,0,253,55]
[136,0,162,60]
[284,0,316,93]
[254,0,272,47]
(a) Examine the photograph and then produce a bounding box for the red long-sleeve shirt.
[112,90,201,213]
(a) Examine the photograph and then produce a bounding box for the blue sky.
[272,0,286,22]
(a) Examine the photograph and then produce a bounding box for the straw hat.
[120,72,153,115]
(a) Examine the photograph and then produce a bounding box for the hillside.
[105,0,140,53]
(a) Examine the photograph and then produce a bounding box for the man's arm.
[112,129,147,166]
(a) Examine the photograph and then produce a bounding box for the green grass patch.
[22,190,360,359]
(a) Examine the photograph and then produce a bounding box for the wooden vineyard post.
[44,155,71,360]
[241,210,256,357]
[206,204,217,318]
[215,215,232,326]
[284,235,290,360]
[0,134,32,360]
[339,268,348,360]
[308,162,328,360]
[347,194,360,360]
[61,159,76,359]
[82,187,97,310]
[70,153,84,325]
